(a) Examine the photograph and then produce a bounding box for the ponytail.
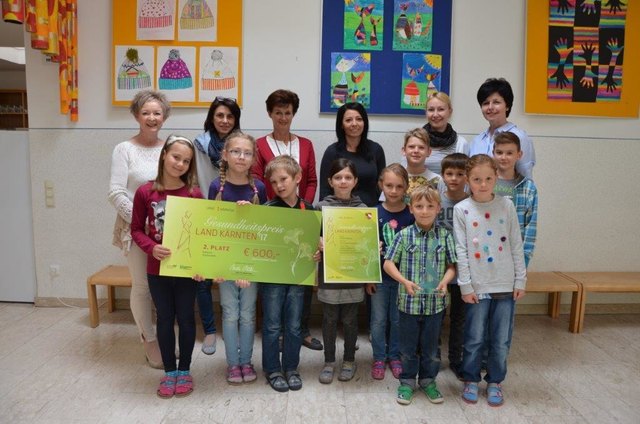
[247,174,260,204]
[215,160,227,200]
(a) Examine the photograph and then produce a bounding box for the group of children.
[373,129,536,406]
[130,124,538,408]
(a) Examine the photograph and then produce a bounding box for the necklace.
[272,133,293,157]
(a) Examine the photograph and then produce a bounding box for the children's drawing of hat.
[138,0,173,29]
[201,50,235,91]
[403,81,420,106]
[180,0,214,30]
[117,48,151,90]
[159,49,193,90]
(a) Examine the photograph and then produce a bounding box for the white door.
[0,130,36,302]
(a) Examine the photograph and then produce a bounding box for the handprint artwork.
[547,0,626,102]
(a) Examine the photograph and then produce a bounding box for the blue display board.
[320,0,452,115]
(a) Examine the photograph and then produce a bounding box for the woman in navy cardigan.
[319,102,386,207]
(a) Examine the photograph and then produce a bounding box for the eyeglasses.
[227,149,253,158]
[215,96,237,103]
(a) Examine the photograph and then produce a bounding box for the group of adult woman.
[108,78,535,367]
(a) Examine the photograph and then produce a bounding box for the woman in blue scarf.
[194,97,241,193]
[193,96,241,356]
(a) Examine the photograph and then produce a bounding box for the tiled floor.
[0,302,638,424]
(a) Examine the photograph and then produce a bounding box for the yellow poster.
[525,1,640,117]
[112,0,242,107]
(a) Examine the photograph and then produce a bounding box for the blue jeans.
[300,285,313,339]
[196,280,217,335]
[370,281,400,362]
[147,274,196,372]
[447,283,465,367]
[219,280,258,366]
[260,283,305,374]
[461,297,515,384]
[398,310,444,389]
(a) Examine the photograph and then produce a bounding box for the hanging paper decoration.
[25,0,35,31]
[56,0,68,114]
[52,0,65,62]
[43,0,59,56]
[6,0,77,121]
[68,0,78,121]
[31,0,48,49]
[2,0,25,23]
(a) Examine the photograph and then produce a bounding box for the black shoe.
[285,370,303,391]
[302,337,323,351]
[267,372,289,393]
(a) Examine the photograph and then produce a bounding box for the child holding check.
[260,155,319,393]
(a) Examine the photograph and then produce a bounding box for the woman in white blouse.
[108,90,171,369]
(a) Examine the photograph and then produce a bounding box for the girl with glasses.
[193,96,241,356]
[206,131,267,384]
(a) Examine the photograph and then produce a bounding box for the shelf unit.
[0,90,29,130]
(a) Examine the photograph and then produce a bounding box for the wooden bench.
[557,272,640,333]
[87,265,132,328]
[525,272,582,333]
[87,265,225,332]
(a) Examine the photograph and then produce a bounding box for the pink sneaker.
[389,360,403,379]
[371,361,385,380]
[157,372,177,398]
[175,371,193,397]
[241,363,257,383]
[227,365,243,384]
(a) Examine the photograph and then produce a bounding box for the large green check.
[322,206,382,283]
[160,196,322,285]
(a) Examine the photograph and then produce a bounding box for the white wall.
[0,131,36,302]
[25,1,640,304]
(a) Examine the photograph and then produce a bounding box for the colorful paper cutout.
[330,52,371,108]
[156,46,196,102]
[343,0,384,51]
[178,0,217,42]
[400,53,441,109]
[137,0,175,40]
[117,47,152,90]
[114,45,156,102]
[198,46,239,103]
[547,0,626,102]
[392,0,433,51]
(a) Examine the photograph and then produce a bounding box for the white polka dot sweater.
[453,195,526,296]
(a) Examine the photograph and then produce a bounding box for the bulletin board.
[111,0,243,107]
[524,0,640,117]
[320,0,452,115]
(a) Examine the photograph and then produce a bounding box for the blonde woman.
[108,90,171,369]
